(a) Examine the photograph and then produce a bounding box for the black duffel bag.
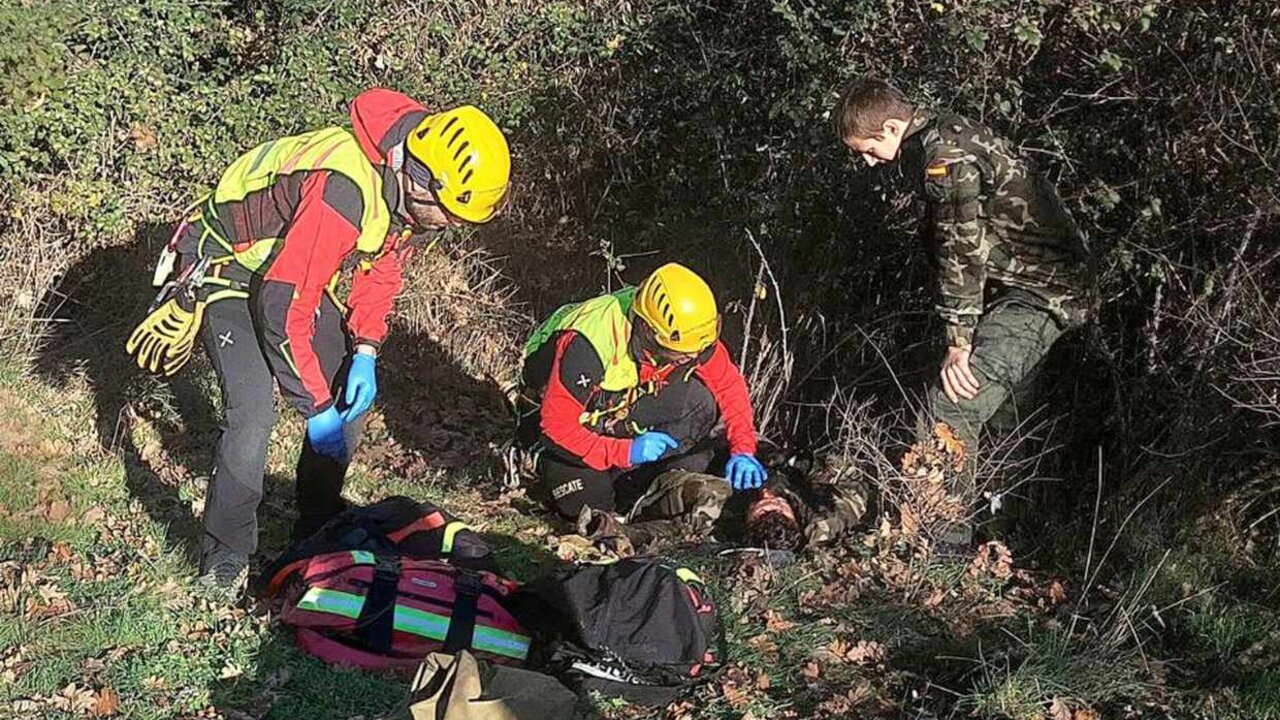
[513,557,723,706]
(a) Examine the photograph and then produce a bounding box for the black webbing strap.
[354,555,401,651]
[443,569,483,653]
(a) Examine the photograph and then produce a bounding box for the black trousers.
[523,372,722,519]
[199,293,363,567]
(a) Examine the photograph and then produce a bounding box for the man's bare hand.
[940,345,981,403]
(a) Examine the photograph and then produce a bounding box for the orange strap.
[265,558,310,598]
[386,511,447,543]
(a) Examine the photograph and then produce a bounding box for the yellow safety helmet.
[633,263,721,354]
[405,105,510,224]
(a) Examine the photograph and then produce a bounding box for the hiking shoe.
[501,442,540,490]
[196,553,249,602]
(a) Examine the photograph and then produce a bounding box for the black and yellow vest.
[523,288,640,392]
[204,127,391,272]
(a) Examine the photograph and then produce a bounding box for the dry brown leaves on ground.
[822,638,888,668]
[97,512,162,560]
[968,540,1014,581]
[716,664,770,711]
[728,553,777,615]
[12,683,121,717]
[813,681,881,719]
[745,633,779,661]
[547,532,631,562]
[2,644,29,683]
[1049,696,1102,720]
[894,425,968,544]
[799,552,872,611]
[171,602,265,653]
[0,554,77,620]
[762,608,795,633]
[1007,575,1070,611]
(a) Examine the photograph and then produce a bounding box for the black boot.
[196,550,249,602]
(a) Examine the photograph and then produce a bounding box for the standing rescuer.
[516,263,767,521]
[126,88,511,597]
[835,79,1092,549]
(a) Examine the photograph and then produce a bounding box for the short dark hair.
[834,79,915,140]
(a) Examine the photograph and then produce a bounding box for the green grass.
[0,357,575,719]
[3,351,1280,720]
[961,623,1150,720]
[1188,601,1280,664]
[0,365,412,719]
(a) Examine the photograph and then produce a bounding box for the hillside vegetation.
[2,1,1278,719]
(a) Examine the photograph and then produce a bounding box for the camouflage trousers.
[929,292,1066,543]
[574,470,732,554]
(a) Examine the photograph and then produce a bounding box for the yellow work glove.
[125,296,206,376]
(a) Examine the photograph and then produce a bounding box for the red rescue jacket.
[196,88,428,416]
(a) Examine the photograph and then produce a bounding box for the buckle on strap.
[353,554,402,651]
[373,555,401,580]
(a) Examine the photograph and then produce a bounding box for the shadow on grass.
[375,329,514,483]
[33,228,214,566]
[28,230,524,573]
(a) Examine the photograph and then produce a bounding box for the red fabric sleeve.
[694,341,759,456]
[541,332,634,472]
[259,172,359,416]
[346,231,408,346]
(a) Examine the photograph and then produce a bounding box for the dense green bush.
[4,0,1275,491]
[5,0,1276,487]
[0,1,76,118]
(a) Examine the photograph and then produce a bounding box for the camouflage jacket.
[903,110,1090,346]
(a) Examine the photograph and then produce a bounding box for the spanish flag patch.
[925,161,949,178]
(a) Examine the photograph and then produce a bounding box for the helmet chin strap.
[388,144,415,225]
[629,316,660,364]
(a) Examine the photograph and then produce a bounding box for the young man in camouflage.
[835,79,1092,546]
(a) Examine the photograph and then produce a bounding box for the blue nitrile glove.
[307,406,347,461]
[342,352,377,422]
[628,431,678,466]
[725,454,767,491]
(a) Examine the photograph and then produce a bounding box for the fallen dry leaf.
[551,534,595,562]
[1048,578,1068,605]
[128,124,159,152]
[934,422,966,469]
[666,700,696,720]
[1049,697,1072,720]
[49,543,75,563]
[755,672,771,691]
[801,660,822,680]
[142,676,168,692]
[746,633,779,659]
[763,609,795,633]
[53,682,98,714]
[968,540,1014,581]
[845,640,886,666]
[826,637,850,660]
[721,680,751,710]
[92,687,120,717]
[1074,709,1101,720]
[46,500,71,523]
[900,506,919,538]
